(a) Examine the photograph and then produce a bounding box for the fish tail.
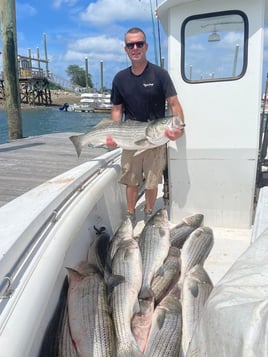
[139,286,155,300]
[69,135,82,157]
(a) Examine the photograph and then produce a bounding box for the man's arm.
[165,95,185,140]
[106,104,123,148]
[110,104,123,122]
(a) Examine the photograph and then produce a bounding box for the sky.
[12,0,164,91]
[1,0,268,91]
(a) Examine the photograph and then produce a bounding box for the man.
[107,27,184,225]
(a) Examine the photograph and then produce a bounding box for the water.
[0,108,110,144]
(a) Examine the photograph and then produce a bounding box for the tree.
[66,64,93,88]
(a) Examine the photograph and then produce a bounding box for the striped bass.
[179,226,214,286]
[69,116,183,157]
[144,295,182,357]
[105,218,134,283]
[108,239,143,357]
[151,246,181,305]
[181,264,213,356]
[170,213,204,248]
[138,209,170,299]
[67,265,116,357]
[108,218,134,264]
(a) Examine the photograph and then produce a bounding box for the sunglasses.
[125,41,145,50]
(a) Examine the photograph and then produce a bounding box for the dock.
[0,133,110,208]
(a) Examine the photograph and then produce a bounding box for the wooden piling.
[0,0,22,140]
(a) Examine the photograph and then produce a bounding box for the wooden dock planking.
[0,132,111,207]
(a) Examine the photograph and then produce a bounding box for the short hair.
[125,27,146,42]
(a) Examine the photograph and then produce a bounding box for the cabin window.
[181,11,248,83]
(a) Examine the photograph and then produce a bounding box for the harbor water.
[0,108,110,145]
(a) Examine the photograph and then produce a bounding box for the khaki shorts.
[120,145,167,190]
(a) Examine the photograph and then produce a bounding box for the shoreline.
[0,89,81,111]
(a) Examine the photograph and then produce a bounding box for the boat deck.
[0,132,109,208]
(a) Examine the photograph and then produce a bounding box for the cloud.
[80,0,151,25]
[64,35,126,63]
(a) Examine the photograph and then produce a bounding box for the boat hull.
[0,149,126,356]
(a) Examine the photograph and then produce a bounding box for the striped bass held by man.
[69,115,184,157]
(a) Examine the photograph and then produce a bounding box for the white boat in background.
[1,0,268,356]
[94,92,113,112]
[66,92,112,113]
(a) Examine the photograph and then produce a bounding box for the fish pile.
[69,116,184,157]
[39,209,214,357]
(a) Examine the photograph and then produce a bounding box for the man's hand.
[106,135,118,148]
[165,126,185,141]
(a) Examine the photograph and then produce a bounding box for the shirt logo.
[143,83,154,87]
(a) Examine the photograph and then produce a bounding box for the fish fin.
[134,138,149,146]
[69,135,82,157]
[66,263,100,277]
[139,286,155,300]
[189,280,199,297]
[155,266,165,277]
[107,274,125,294]
[65,267,84,279]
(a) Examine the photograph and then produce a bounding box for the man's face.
[124,32,148,63]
